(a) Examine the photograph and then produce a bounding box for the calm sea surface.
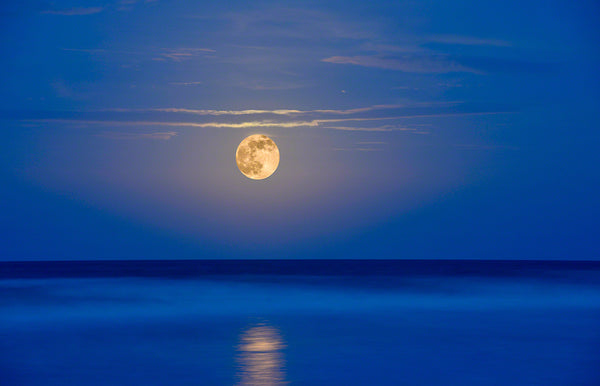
[1,260,599,385]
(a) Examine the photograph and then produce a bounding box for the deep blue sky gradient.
[0,0,599,259]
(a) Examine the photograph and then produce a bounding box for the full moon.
[236,134,280,180]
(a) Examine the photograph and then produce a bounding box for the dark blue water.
[1,260,599,385]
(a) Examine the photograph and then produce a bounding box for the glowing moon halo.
[236,134,280,180]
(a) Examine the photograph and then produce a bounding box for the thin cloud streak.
[427,35,511,47]
[322,55,479,73]
[333,147,383,152]
[28,119,321,128]
[169,81,204,86]
[118,108,308,116]
[43,7,104,16]
[26,111,513,130]
[317,111,514,124]
[452,144,520,150]
[326,126,394,132]
[98,132,178,140]
[154,48,216,62]
[104,103,458,117]
[325,125,421,132]
[62,48,108,54]
[62,47,215,62]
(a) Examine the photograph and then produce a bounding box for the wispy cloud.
[169,81,204,86]
[98,131,177,140]
[30,119,321,129]
[43,1,157,15]
[105,103,457,117]
[322,55,479,73]
[108,108,306,116]
[360,43,421,53]
[153,48,215,62]
[325,125,421,132]
[15,102,513,134]
[314,111,511,125]
[237,79,309,91]
[333,147,383,152]
[324,33,512,75]
[322,35,547,76]
[27,111,510,130]
[452,144,519,150]
[43,7,104,16]
[324,126,393,132]
[427,35,511,47]
[334,141,387,152]
[62,47,215,63]
[62,48,108,54]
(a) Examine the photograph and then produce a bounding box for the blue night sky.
[0,0,598,260]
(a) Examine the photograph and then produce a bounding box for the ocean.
[1,260,599,385]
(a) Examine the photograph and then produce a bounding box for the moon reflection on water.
[236,323,287,386]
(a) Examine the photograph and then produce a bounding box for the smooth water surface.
[1,260,599,385]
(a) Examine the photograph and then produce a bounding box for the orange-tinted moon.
[235,134,280,180]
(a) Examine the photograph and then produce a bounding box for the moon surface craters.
[236,135,280,180]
